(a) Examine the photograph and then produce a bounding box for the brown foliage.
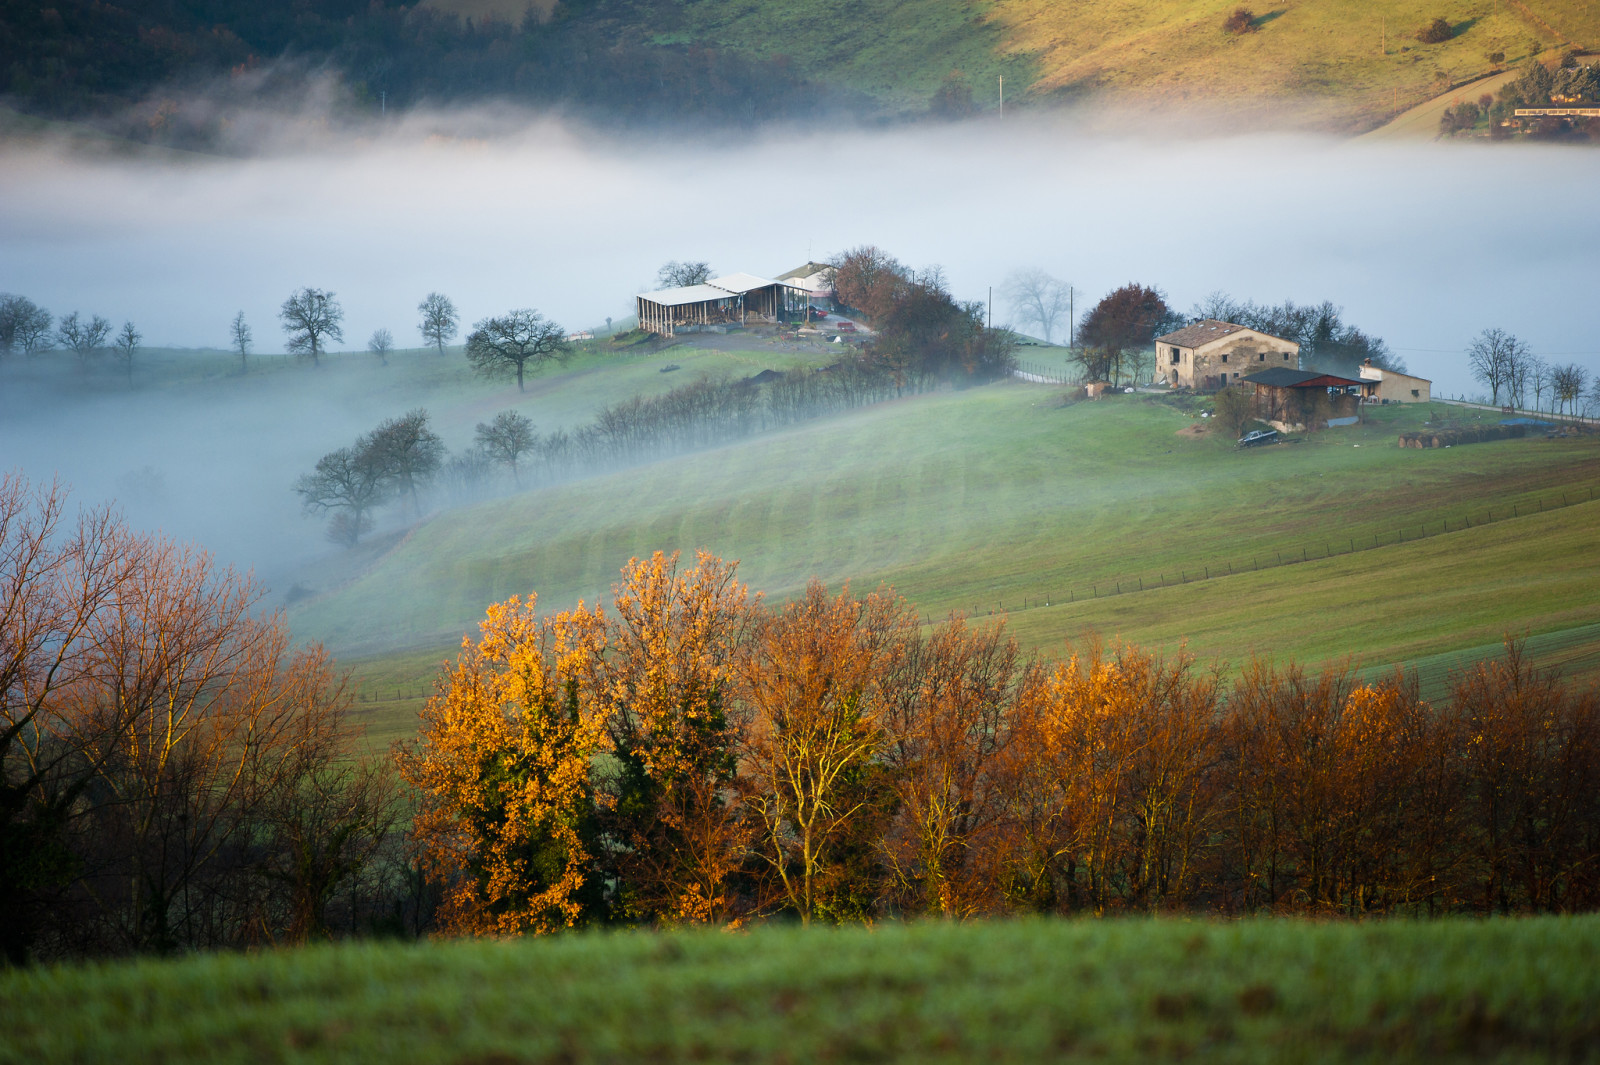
[828,245,908,322]
[1076,283,1170,385]
[1418,17,1453,44]
[1223,8,1256,34]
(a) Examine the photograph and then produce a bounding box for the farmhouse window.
[1258,352,1265,361]
[1283,353,1290,360]
[1411,389,1420,397]
[1221,353,1229,363]
[1170,347,1180,364]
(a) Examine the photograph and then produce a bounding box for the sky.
[4,110,1599,397]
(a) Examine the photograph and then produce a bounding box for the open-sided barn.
[635,272,808,336]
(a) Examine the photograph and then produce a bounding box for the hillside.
[6,918,1600,1063]
[5,0,1596,137]
[254,339,1600,747]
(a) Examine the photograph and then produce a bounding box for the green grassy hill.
[423,0,1599,130]
[262,341,1600,748]
[6,917,1600,1063]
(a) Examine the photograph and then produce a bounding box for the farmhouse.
[635,272,808,336]
[1155,319,1300,390]
[1359,360,1432,403]
[1243,367,1374,431]
[774,261,833,304]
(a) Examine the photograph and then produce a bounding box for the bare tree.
[465,309,570,392]
[365,409,446,515]
[1529,356,1552,413]
[229,311,252,372]
[1467,327,1525,406]
[368,328,394,366]
[475,410,539,487]
[417,293,458,355]
[56,312,111,364]
[0,295,52,358]
[656,261,713,288]
[294,445,389,546]
[1551,363,1588,418]
[111,321,140,385]
[1003,268,1072,345]
[279,288,344,366]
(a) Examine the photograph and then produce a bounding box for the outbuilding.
[1358,360,1432,403]
[635,272,809,336]
[1242,367,1374,431]
[1155,319,1300,390]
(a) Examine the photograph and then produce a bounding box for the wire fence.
[951,482,1600,620]
[1011,361,1077,385]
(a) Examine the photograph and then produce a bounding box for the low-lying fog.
[3,110,1598,611]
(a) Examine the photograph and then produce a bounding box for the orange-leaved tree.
[594,550,756,925]
[738,581,912,923]
[396,594,608,936]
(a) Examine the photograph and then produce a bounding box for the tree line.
[11,503,1600,964]
[1468,327,1594,416]
[1,474,401,964]
[402,550,1600,933]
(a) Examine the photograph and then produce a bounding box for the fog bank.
[4,112,1598,395]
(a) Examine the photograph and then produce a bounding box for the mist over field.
[3,109,1599,622]
[3,110,1598,388]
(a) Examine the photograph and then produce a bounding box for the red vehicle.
[834,320,857,333]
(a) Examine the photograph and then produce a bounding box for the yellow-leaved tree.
[594,550,755,925]
[396,595,607,936]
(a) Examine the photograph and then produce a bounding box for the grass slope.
[423,0,1597,130]
[5,918,1600,1063]
[290,383,1600,748]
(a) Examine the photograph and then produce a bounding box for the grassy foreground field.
[5,918,1600,1063]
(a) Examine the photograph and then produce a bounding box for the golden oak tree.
[397,595,607,936]
[593,550,755,925]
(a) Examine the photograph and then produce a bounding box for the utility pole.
[1069,286,1075,349]
[998,75,1003,120]
[1381,15,1386,55]
[988,287,992,330]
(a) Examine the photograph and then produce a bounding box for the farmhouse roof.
[775,261,831,282]
[636,283,738,307]
[1243,367,1365,389]
[1155,318,1295,349]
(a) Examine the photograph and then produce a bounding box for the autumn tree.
[828,245,908,321]
[878,616,1025,917]
[465,309,570,391]
[279,287,344,366]
[592,551,756,924]
[396,595,609,935]
[1551,363,1588,417]
[417,292,459,355]
[1075,283,1169,385]
[2,474,375,959]
[738,582,912,923]
[475,410,539,488]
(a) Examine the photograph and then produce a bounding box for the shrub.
[1488,50,1506,66]
[1223,8,1256,35]
[1418,17,1453,44]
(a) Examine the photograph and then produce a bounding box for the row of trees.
[1187,292,1403,378]
[2,474,397,963]
[1467,327,1594,415]
[0,295,143,382]
[403,551,1600,932]
[295,410,448,544]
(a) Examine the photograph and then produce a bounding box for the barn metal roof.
[635,284,738,307]
[1243,368,1365,388]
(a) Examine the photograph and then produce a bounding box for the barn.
[635,272,808,336]
[1242,367,1375,431]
